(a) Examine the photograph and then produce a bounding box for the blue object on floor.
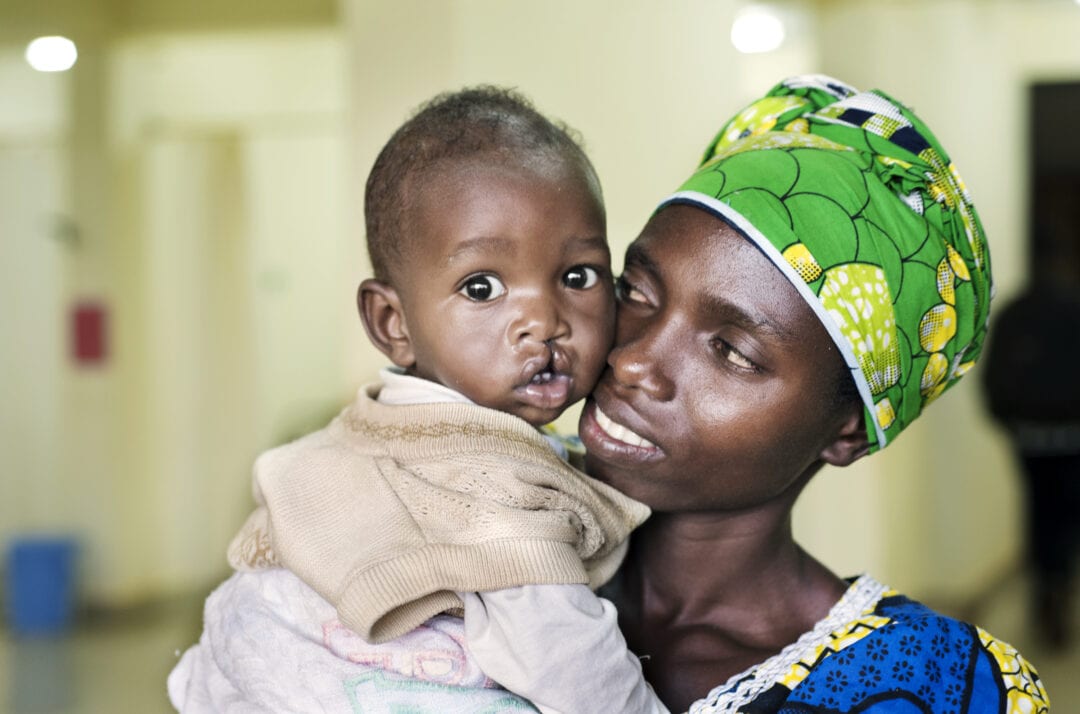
[5,537,77,636]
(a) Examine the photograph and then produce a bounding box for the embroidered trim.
[341,411,543,452]
[688,574,888,714]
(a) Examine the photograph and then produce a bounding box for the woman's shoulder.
[687,578,1050,713]
[786,591,1050,713]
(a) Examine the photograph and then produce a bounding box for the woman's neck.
[616,509,848,712]
[634,510,828,619]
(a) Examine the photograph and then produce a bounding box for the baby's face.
[396,156,614,426]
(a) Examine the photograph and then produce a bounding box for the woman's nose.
[608,316,674,401]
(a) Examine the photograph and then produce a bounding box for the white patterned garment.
[462,585,668,714]
[168,569,536,713]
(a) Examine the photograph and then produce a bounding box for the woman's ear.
[358,279,415,368]
[820,405,871,467]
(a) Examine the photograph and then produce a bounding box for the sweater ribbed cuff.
[338,539,588,644]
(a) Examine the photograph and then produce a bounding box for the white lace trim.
[687,574,889,714]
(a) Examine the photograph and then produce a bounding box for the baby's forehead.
[405,149,599,221]
[392,151,604,273]
[418,147,595,188]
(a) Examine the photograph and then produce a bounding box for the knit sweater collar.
[377,366,474,407]
[332,384,574,466]
[376,366,570,459]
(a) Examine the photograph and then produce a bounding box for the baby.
[169,87,663,713]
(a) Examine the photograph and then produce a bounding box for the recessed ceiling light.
[731,6,786,54]
[26,36,78,73]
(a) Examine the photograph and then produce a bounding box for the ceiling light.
[731,6,786,54]
[26,36,78,73]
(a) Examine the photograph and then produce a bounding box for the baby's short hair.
[364,85,596,283]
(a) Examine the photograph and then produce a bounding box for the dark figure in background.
[982,279,1080,649]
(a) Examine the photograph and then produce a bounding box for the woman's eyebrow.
[626,241,796,342]
[700,293,798,344]
[623,243,660,276]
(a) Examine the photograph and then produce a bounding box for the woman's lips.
[592,404,656,448]
[580,400,663,463]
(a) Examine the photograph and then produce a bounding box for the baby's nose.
[510,294,569,344]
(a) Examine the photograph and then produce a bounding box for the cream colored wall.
[0,51,70,539]
[3,28,353,603]
[105,30,353,598]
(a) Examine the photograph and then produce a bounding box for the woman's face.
[579,205,857,513]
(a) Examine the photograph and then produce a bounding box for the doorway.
[1030,81,1080,284]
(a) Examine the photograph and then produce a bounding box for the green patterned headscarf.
[662,75,992,451]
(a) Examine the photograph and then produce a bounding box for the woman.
[578,75,1050,712]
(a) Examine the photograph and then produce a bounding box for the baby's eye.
[460,274,506,301]
[563,265,600,290]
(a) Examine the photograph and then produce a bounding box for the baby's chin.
[494,394,580,429]
[507,402,570,429]
[475,370,597,427]
[517,371,573,409]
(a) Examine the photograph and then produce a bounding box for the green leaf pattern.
[669,75,991,451]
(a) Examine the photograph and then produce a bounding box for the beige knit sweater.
[227,384,650,644]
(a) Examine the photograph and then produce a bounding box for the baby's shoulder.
[254,418,369,478]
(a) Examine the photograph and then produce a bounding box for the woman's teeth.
[530,370,555,384]
[594,405,655,448]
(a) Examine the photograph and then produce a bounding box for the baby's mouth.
[517,350,573,411]
[529,368,558,385]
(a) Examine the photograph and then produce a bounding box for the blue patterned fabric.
[742,594,1048,713]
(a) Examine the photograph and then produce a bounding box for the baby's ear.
[819,405,871,467]
[358,279,415,368]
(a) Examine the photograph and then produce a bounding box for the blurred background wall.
[2,0,1079,613]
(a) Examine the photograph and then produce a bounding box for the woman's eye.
[615,275,647,305]
[715,340,757,371]
[563,265,600,290]
[459,274,506,301]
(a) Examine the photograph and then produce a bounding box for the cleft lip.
[548,342,573,376]
[517,342,574,388]
[513,342,576,415]
[518,352,556,388]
